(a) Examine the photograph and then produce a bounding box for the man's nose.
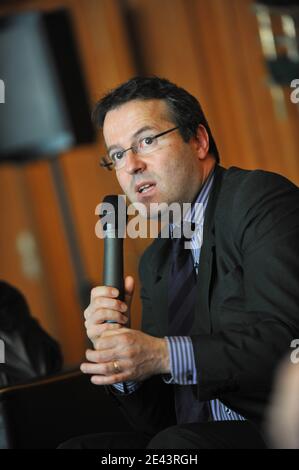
[124,149,146,174]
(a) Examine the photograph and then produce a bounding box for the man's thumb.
[124,275,134,307]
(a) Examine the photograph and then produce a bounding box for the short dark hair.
[92,76,219,163]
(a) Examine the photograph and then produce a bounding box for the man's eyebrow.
[132,125,156,139]
[106,126,156,153]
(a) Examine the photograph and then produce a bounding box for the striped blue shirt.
[113,168,245,422]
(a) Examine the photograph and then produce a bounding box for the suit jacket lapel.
[191,165,225,335]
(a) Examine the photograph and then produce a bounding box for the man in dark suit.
[68,77,299,449]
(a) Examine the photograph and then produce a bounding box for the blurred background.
[0,0,298,367]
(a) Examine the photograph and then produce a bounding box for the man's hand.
[80,328,170,385]
[84,276,134,349]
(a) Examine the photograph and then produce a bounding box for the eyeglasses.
[100,126,179,171]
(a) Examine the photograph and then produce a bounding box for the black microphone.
[100,195,127,302]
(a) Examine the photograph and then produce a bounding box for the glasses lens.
[111,150,127,170]
[138,136,158,155]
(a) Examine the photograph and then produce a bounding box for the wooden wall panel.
[232,0,286,174]
[0,0,140,364]
[0,165,57,336]
[125,0,299,184]
[232,0,299,181]
[23,160,87,364]
[0,0,298,366]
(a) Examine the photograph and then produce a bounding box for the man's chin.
[129,199,166,220]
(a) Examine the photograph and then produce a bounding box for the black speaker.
[0,9,95,163]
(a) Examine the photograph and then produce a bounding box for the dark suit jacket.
[108,165,299,438]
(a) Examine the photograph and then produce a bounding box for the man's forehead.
[103,98,172,134]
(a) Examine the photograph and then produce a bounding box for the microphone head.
[100,194,127,235]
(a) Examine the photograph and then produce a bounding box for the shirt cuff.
[162,336,197,385]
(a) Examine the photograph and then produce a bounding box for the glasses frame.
[100,126,180,171]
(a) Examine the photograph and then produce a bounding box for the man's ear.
[193,125,210,160]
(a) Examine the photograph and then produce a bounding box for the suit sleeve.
[191,171,299,406]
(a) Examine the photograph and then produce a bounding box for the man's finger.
[90,286,119,301]
[90,373,129,386]
[85,309,128,329]
[81,361,120,376]
[124,275,134,307]
[86,322,122,342]
[94,329,131,351]
[85,348,116,363]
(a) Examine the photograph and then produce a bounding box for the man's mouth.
[135,181,156,194]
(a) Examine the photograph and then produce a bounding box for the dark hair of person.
[92,76,220,163]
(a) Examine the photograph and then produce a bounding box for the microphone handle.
[103,235,124,301]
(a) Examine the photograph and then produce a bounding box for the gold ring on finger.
[113,361,121,373]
